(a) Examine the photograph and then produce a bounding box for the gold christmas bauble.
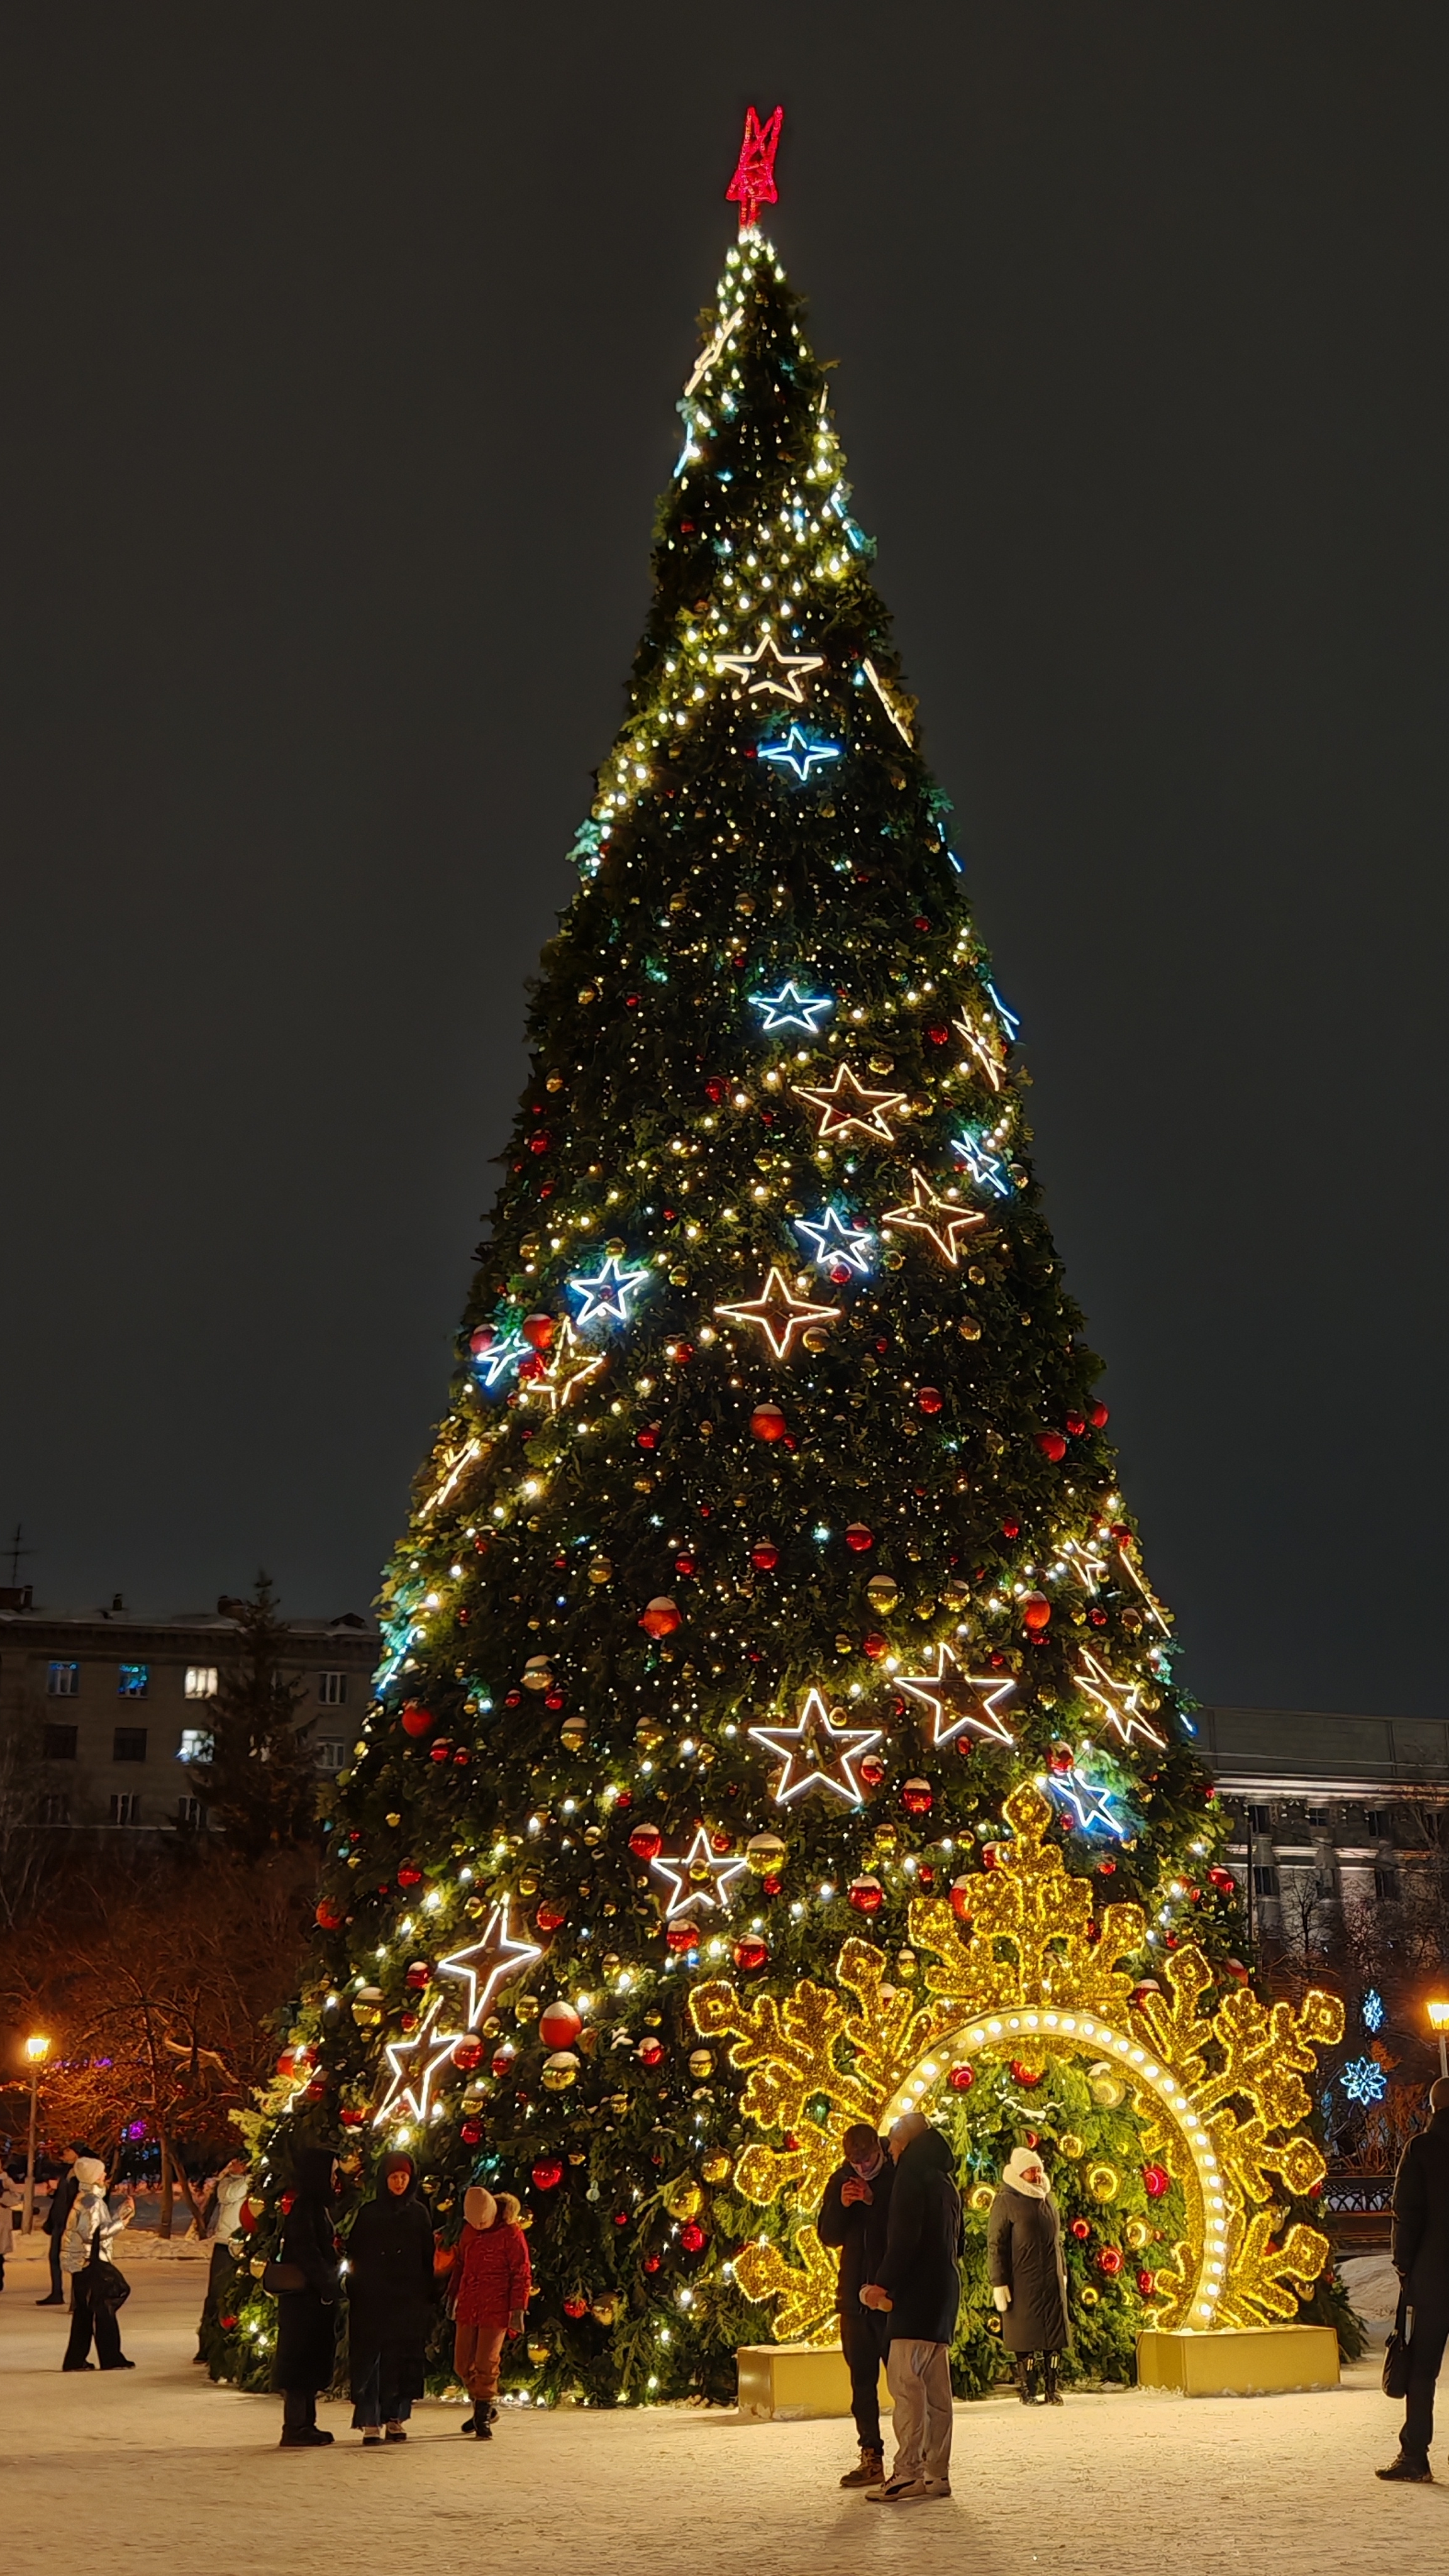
[1080,2287,1099,2308]
[1086,2061,1126,2109]
[970,2183,994,2212]
[745,1831,786,1875]
[588,1557,613,1585]
[688,2048,715,2079]
[514,1995,540,2023]
[1125,2218,1149,2250]
[385,1812,402,1828]
[249,2257,267,2279]
[663,2180,703,2221]
[1058,2133,1084,2160]
[543,2051,580,2091]
[701,2151,731,2184]
[1087,2164,1119,2202]
[351,1987,384,2031]
[527,2340,550,2363]
[518,1869,540,1896]
[865,1574,899,1613]
[591,2295,618,2326]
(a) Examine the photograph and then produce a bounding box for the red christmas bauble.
[950,1879,975,1924]
[491,2045,516,2079]
[642,2253,661,2274]
[640,1595,681,1638]
[404,1961,430,1992]
[1070,2218,1091,2241]
[1009,2060,1042,2088]
[544,1688,565,1711]
[636,1423,660,1451]
[1130,1978,1162,2004]
[536,1899,567,1933]
[275,2045,313,2079]
[460,2119,483,2146]
[428,1740,452,1763]
[1036,1429,1068,1462]
[540,2001,582,2050]
[750,1540,779,1572]
[750,1402,787,1442]
[1208,1865,1236,1895]
[1137,2269,1155,2296]
[314,1899,344,1930]
[666,1924,696,1953]
[531,2158,565,2191]
[862,1632,888,1661]
[516,1353,547,1382]
[400,1702,433,1737]
[522,1312,555,1352]
[926,1023,950,1046]
[397,1863,423,1888]
[1097,1857,1116,1875]
[917,1386,943,1416]
[451,2036,484,2072]
[1001,1517,1020,1540]
[629,1823,664,1863]
[674,1552,697,1577]
[679,2220,707,2254]
[948,2063,975,2094]
[848,1875,884,1913]
[219,2312,238,2331]
[638,2036,665,2068]
[670,1340,695,1365]
[845,1523,874,1553]
[564,2295,589,2319]
[1065,1411,1086,1437]
[339,2106,365,2129]
[1097,2246,1124,2277]
[733,1935,769,1972]
[704,1075,726,1104]
[1021,1591,1052,1633]
[902,1777,933,1815]
[858,1754,886,1790]
[1089,1399,1110,1428]
[1142,2163,1170,2200]
[467,1324,495,1357]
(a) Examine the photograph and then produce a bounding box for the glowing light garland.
[1074,1649,1169,1754]
[749,979,835,1034]
[792,1062,908,1144]
[567,1253,652,1329]
[880,1169,991,1267]
[437,1899,543,2031]
[713,1266,842,1360]
[717,634,824,702]
[748,1685,882,1805]
[758,724,841,781]
[793,1204,874,1275]
[650,1824,748,1921]
[894,1643,1018,1750]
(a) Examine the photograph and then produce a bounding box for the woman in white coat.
[61,2156,135,2370]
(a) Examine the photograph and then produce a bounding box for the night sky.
[2,7,1445,1718]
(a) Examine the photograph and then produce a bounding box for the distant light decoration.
[1340,2056,1388,2107]
[713,1266,842,1361]
[880,1169,991,1267]
[793,1205,874,1276]
[437,1898,543,2031]
[1074,1648,1169,1753]
[1044,1767,1130,1841]
[748,1685,883,1806]
[725,102,784,231]
[952,1129,1012,1198]
[472,1330,526,1393]
[1361,1989,1385,2035]
[860,656,912,744]
[567,1252,652,1329]
[125,2121,147,2142]
[717,634,824,702]
[758,724,842,782]
[749,979,835,1035]
[893,1643,1018,1752]
[792,1062,908,1145]
[650,1824,748,1921]
[952,1011,1007,1093]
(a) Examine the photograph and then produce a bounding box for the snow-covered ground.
[3,2232,1447,2575]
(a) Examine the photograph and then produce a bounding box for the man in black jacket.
[859,2112,961,2504]
[37,2145,91,2308]
[818,2123,895,2487]
[1379,2077,1449,2482]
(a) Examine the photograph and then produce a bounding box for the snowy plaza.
[3,2234,1445,2576]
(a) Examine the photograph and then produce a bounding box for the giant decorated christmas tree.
[221,111,1342,2406]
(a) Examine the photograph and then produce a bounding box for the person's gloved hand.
[992,2285,1011,2312]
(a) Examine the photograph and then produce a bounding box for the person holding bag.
[60,2157,135,2371]
[272,2148,342,2447]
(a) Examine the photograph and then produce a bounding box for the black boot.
[1014,2355,1036,2405]
[1043,2354,1063,2406]
[1376,2457,1433,2482]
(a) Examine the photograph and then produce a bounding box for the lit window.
[109,1793,140,1826]
[47,1662,80,1697]
[317,1672,347,1707]
[178,1728,213,1765]
[117,1663,149,1699]
[185,1666,218,1700]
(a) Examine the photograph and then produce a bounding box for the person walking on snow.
[272,2148,342,2447]
[858,2112,962,2505]
[60,2157,135,2370]
[987,2145,1069,2405]
[818,2121,896,2487]
[1378,2074,1449,2483]
[450,2185,531,2437]
[345,2152,438,2446]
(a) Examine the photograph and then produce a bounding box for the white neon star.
[894,1643,1018,1752]
[793,1206,874,1276]
[952,1131,1011,1197]
[567,1253,652,1329]
[437,1899,543,2032]
[650,1824,748,1921]
[1045,1767,1128,1840]
[717,634,825,702]
[372,2002,468,2127]
[748,1687,882,1806]
[474,1330,526,1391]
[750,979,835,1034]
[953,1013,1006,1094]
[1074,1650,1167,1753]
[713,1265,841,1361]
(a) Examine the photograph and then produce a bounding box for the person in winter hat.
[818,2123,896,2488]
[1378,2075,1449,2483]
[346,2153,438,2446]
[60,2156,135,2372]
[272,2148,342,2447]
[987,2146,1069,2405]
[450,2184,531,2438]
[194,2157,250,2363]
[39,2143,93,2308]
[858,2113,962,2506]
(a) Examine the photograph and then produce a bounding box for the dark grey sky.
[2,5,1445,1715]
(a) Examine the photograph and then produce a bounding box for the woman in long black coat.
[273,2148,342,2447]
[345,2152,438,2445]
[986,2145,1070,2404]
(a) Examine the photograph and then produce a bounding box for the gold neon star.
[894,1642,1018,1751]
[714,1265,841,1361]
[715,633,826,703]
[953,1013,1006,1093]
[436,1898,543,2032]
[792,1062,909,1145]
[519,1318,608,1417]
[372,2001,468,2128]
[748,1687,882,1806]
[1074,1648,1167,1753]
[880,1169,990,1267]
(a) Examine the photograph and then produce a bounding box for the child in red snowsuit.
[451,2187,531,2436]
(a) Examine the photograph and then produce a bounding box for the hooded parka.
[345,2154,438,2406]
[272,2148,341,2394]
[874,2126,962,2345]
[987,2159,1069,2353]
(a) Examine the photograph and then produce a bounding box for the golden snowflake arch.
[691,1784,1343,2345]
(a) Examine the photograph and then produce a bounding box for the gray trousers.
[886,2338,953,2485]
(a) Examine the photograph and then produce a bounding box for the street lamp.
[21,2034,51,2235]
[1427,1999,1449,2082]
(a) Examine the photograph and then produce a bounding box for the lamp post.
[1428,1999,1449,2082]
[21,2034,51,2234]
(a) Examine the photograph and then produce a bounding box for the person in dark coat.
[38,2145,92,2307]
[858,2113,962,2504]
[818,2123,896,2487]
[345,2152,438,2445]
[273,2148,341,2448]
[987,2145,1069,2404]
[1378,2075,1449,2483]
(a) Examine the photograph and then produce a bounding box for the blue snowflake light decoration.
[1339,2056,1388,2107]
[1362,1988,1385,2035]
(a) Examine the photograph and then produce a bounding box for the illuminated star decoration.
[953,1012,1007,1094]
[952,1128,1011,1198]
[793,1204,874,1277]
[748,1687,882,1806]
[373,2002,467,2128]
[519,1317,608,1416]
[650,1824,748,1922]
[861,657,912,745]
[474,1330,526,1393]
[880,1169,990,1267]
[725,103,784,231]
[1362,1989,1385,2035]
[437,1899,543,2033]
[792,1062,908,1145]
[1340,2056,1388,2107]
[1058,1533,1110,1596]
[894,1643,1018,1752]
[683,305,740,400]
[567,1252,652,1330]
[985,981,1021,1040]
[714,1265,841,1361]
[750,979,835,1035]
[718,634,825,703]
[1074,1648,1168,1753]
[758,724,841,782]
[1114,1532,1173,1635]
[1044,1767,1128,1840]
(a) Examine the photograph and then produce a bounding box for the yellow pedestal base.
[1136,2325,1340,2396]
[736,2343,893,2421]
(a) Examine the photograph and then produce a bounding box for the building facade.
[1197,1703,1449,1936]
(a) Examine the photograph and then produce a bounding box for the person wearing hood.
[450,2184,531,2437]
[987,2146,1069,2405]
[272,2147,342,2448]
[345,2153,438,2446]
[194,2157,251,2364]
[1378,2075,1449,2483]
[60,2157,135,2371]
[818,2123,896,2489]
[39,2144,94,2307]
[858,2113,962,2505]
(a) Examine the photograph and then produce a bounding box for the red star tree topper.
[726,104,784,231]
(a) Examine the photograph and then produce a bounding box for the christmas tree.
[221,112,1341,2407]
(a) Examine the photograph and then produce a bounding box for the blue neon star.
[793,1205,874,1276]
[952,1129,1012,1198]
[1045,1767,1129,1840]
[567,1253,652,1329]
[758,725,842,782]
[750,980,835,1035]
[473,1330,526,1392]
[984,980,1020,1040]
[1340,2055,1387,2107]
